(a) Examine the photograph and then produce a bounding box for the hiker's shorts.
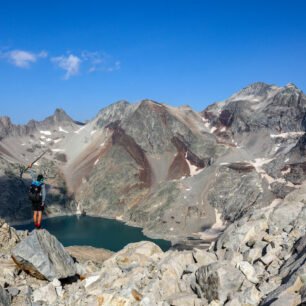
[32,201,44,211]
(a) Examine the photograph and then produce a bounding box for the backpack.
[29,182,42,203]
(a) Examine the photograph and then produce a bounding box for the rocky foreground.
[0,186,305,306]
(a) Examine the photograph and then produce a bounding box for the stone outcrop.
[11,229,76,281]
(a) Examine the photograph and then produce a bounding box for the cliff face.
[0,82,305,242]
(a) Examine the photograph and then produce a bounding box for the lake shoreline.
[13,214,172,252]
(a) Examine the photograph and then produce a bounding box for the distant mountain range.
[0,82,305,244]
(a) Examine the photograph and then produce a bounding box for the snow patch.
[51,148,65,152]
[90,130,97,135]
[185,153,204,176]
[40,130,51,136]
[281,167,291,175]
[74,126,85,134]
[54,138,62,144]
[40,135,46,139]
[220,127,226,132]
[94,158,99,165]
[46,138,52,142]
[270,132,304,139]
[21,143,26,146]
[211,208,226,230]
[210,127,217,133]
[197,208,226,241]
[250,158,287,185]
[100,142,105,147]
[59,126,69,133]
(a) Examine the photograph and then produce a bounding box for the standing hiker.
[28,164,46,229]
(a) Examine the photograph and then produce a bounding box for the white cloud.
[81,50,120,73]
[51,54,81,79]
[38,50,48,58]
[2,49,48,68]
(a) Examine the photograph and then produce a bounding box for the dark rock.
[270,182,295,199]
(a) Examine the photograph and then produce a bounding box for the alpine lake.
[14,215,171,252]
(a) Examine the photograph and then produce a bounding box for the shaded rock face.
[205,82,306,134]
[207,163,263,222]
[12,229,76,281]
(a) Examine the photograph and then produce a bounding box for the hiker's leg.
[37,211,42,226]
[33,211,37,224]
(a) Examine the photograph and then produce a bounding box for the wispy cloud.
[51,54,82,80]
[107,61,120,72]
[1,49,48,68]
[81,50,120,74]
[0,47,119,79]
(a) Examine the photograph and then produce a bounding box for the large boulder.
[194,261,244,304]
[268,188,305,235]
[11,229,76,281]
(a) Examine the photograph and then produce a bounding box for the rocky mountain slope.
[0,185,305,305]
[0,82,305,245]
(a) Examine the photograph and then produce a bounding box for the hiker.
[28,164,46,229]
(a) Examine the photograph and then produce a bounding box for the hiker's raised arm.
[29,167,36,182]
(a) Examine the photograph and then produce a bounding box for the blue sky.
[1,0,306,124]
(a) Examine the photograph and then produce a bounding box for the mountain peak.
[285,82,298,89]
[52,108,74,123]
[238,82,276,96]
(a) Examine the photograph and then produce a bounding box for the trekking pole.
[21,150,49,178]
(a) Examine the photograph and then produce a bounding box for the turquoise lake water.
[14,215,171,252]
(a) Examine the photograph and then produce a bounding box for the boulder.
[268,189,305,235]
[32,283,58,304]
[261,275,303,305]
[195,261,244,304]
[224,248,243,266]
[244,247,262,264]
[269,293,301,306]
[232,285,262,305]
[216,218,268,251]
[11,229,76,281]
[0,285,11,306]
[192,248,217,266]
[237,261,259,283]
